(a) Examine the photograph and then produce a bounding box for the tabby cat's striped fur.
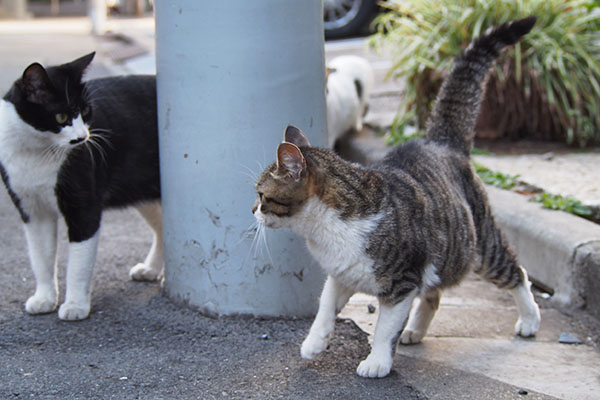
[253,17,540,378]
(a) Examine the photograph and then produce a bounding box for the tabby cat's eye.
[55,113,68,124]
[81,106,90,116]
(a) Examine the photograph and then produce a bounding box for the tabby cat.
[0,53,162,321]
[253,17,540,378]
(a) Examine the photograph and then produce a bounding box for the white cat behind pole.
[326,55,374,148]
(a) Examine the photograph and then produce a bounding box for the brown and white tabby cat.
[252,17,540,378]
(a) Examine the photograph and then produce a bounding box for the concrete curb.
[486,185,600,318]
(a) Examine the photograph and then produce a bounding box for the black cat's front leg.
[58,204,102,321]
[357,289,417,378]
[23,214,59,314]
[58,230,100,320]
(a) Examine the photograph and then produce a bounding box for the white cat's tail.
[426,16,537,156]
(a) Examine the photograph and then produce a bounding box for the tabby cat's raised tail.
[426,16,537,156]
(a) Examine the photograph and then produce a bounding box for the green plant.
[531,192,593,217]
[471,147,491,156]
[473,162,520,190]
[369,0,600,146]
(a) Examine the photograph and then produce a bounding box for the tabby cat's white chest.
[290,197,382,295]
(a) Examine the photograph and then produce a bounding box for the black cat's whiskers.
[83,140,97,170]
[88,128,115,148]
[84,129,113,169]
[40,143,68,165]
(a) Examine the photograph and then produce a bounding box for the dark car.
[324,0,381,39]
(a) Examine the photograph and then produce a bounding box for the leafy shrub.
[473,162,520,189]
[531,192,593,216]
[369,0,600,146]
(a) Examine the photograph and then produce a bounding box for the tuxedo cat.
[253,17,540,378]
[326,55,374,148]
[0,53,163,321]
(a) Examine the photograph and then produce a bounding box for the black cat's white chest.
[0,100,64,219]
[0,153,62,219]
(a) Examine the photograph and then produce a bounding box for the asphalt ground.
[0,196,559,399]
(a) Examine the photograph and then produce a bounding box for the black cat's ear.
[21,62,53,104]
[277,142,306,182]
[284,125,311,148]
[62,52,95,80]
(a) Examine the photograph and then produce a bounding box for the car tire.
[324,0,378,40]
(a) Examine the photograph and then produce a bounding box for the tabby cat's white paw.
[129,263,161,281]
[356,353,393,378]
[25,294,57,315]
[515,305,540,337]
[399,329,425,345]
[58,302,90,321]
[301,333,328,360]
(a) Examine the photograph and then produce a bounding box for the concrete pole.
[155,0,327,317]
[88,0,107,35]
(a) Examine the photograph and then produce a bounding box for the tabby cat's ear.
[21,63,53,104]
[284,125,311,148]
[276,142,306,182]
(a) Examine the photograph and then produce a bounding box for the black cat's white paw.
[25,293,57,315]
[129,263,162,282]
[58,302,90,321]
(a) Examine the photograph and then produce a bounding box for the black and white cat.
[0,52,163,320]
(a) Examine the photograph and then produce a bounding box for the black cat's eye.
[81,105,91,117]
[55,113,68,124]
[258,192,264,202]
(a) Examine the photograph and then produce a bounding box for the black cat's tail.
[425,16,536,156]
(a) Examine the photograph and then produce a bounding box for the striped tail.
[426,16,536,156]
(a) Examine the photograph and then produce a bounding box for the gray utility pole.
[88,0,107,35]
[155,0,327,317]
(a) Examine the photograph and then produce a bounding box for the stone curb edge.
[486,185,600,319]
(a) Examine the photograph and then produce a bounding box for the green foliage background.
[369,0,600,146]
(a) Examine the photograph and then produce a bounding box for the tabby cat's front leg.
[301,276,354,360]
[23,215,59,314]
[58,231,100,321]
[357,289,418,378]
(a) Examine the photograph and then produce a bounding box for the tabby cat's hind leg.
[129,201,164,281]
[475,217,540,337]
[399,289,441,345]
[511,266,540,337]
